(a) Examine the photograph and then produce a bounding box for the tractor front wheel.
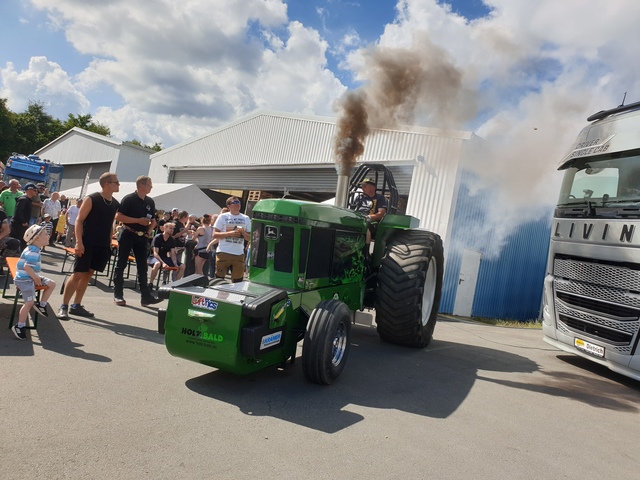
[375,230,444,348]
[302,300,352,385]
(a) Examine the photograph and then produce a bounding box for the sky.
[2,0,640,245]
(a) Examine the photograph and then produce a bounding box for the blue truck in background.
[3,153,64,192]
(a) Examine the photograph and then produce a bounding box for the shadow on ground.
[185,323,542,433]
[0,303,112,362]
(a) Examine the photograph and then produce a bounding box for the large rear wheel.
[375,230,444,348]
[302,300,352,385]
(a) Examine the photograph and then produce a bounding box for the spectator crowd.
[1,175,253,341]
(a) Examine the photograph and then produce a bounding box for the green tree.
[11,101,65,154]
[63,113,111,136]
[0,98,16,161]
[127,139,162,152]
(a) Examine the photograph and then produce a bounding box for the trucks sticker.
[260,331,282,350]
[191,295,218,311]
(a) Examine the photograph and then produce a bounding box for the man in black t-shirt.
[113,175,162,307]
[352,178,388,245]
[57,173,121,320]
[148,222,185,285]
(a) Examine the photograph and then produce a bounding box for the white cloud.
[18,0,345,146]
[0,56,90,118]
[5,0,640,203]
[335,0,640,252]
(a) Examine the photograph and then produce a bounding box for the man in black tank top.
[113,175,162,307]
[57,172,121,320]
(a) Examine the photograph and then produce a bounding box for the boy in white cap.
[11,224,56,340]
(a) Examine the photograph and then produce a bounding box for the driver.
[352,178,387,246]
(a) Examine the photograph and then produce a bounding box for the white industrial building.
[149,111,550,321]
[149,111,479,247]
[35,127,154,189]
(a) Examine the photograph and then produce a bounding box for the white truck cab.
[543,100,640,381]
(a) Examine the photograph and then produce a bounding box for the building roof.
[35,127,156,157]
[149,110,473,174]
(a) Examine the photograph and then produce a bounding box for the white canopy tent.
[59,182,223,217]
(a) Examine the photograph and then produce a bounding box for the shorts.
[149,257,181,268]
[195,248,210,260]
[14,276,52,302]
[74,245,112,273]
[215,252,245,281]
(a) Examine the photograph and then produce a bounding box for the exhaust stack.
[335,175,350,208]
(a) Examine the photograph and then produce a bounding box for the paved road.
[1,245,639,479]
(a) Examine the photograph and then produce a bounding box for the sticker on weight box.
[191,296,218,311]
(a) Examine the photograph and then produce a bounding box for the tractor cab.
[346,164,417,268]
[347,163,399,214]
[250,199,367,292]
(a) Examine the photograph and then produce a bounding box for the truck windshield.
[557,153,640,206]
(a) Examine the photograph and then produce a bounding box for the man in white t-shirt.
[65,198,82,247]
[213,196,251,282]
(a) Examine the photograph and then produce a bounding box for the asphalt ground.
[1,243,639,480]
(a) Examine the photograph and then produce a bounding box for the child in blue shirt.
[11,224,57,340]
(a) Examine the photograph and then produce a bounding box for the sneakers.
[57,304,94,318]
[57,305,70,320]
[69,304,94,318]
[12,324,26,340]
[33,302,49,318]
[141,295,163,307]
[114,297,127,306]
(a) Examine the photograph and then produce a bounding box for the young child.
[40,214,54,251]
[11,224,57,340]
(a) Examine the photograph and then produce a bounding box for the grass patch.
[470,317,542,329]
[441,314,542,329]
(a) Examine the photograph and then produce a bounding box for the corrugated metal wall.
[112,145,153,181]
[37,129,121,165]
[60,163,111,190]
[151,113,471,166]
[171,165,415,194]
[150,111,472,242]
[440,169,553,321]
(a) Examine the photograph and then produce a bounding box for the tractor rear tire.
[375,230,444,348]
[302,300,352,385]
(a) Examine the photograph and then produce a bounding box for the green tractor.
[158,164,444,384]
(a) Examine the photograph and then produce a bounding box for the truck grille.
[553,257,640,354]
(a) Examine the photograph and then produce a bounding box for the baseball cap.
[43,213,52,219]
[171,207,179,212]
[36,183,46,188]
[23,183,37,191]
[362,178,376,186]
[24,224,46,245]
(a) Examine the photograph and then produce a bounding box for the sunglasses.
[229,200,241,205]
